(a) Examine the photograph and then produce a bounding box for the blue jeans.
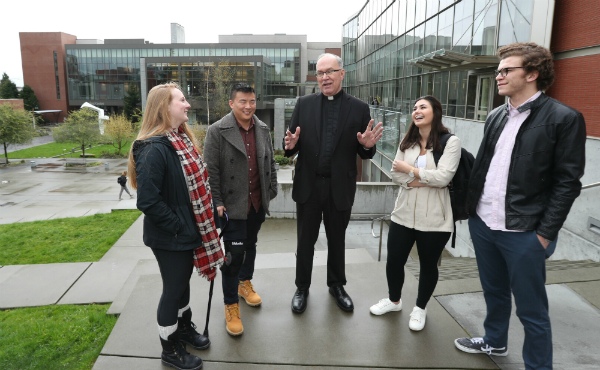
[221,206,265,305]
[469,214,557,370]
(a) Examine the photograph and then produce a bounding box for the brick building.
[546,0,600,137]
[20,32,76,123]
[18,29,340,126]
[0,99,25,110]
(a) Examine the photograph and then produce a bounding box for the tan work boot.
[238,280,262,306]
[224,303,243,336]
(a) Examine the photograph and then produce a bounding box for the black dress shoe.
[291,288,309,314]
[329,285,354,312]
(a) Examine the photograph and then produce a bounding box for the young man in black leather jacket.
[454,43,586,370]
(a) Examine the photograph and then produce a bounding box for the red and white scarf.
[166,127,224,281]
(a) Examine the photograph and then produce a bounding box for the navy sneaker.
[454,337,508,356]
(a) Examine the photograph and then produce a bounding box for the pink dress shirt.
[476,91,542,232]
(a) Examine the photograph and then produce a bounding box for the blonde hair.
[122,171,127,176]
[127,82,201,190]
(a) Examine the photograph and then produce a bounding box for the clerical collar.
[323,90,343,101]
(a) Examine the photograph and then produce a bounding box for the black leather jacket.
[467,93,586,241]
[133,136,205,251]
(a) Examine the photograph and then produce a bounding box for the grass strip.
[0,210,141,265]
[7,142,129,159]
[0,304,117,370]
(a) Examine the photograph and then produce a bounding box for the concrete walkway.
[1,159,600,369]
[4,134,55,154]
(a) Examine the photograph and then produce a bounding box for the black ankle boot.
[178,309,210,350]
[160,332,203,370]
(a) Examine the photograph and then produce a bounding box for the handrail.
[582,182,600,190]
[369,214,390,262]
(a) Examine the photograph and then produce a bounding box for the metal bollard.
[30,161,36,169]
[105,163,110,170]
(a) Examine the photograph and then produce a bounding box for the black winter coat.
[133,135,205,251]
[467,93,586,241]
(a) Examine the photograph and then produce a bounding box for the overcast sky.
[1,0,368,87]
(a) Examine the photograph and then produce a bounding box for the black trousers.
[295,176,351,290]
[152,248,194,327]
[221,206,265,305]
[386,221,450,309]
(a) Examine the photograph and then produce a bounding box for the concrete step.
[100,263,496,369]
[437,284,600,369]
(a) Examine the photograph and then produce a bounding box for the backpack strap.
[433,133,453,167]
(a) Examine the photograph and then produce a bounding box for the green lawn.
[0,304,117,370]
[0,210,141,265]
[7,142,131,159]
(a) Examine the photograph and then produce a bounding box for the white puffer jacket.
[390,136,461,232]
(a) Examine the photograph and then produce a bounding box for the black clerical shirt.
[316,90,344,177]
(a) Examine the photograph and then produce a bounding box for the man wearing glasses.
[284,53,383,314]
[454,43,586,370]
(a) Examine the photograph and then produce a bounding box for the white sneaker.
[369,298,402,315]
[409,306,427,331]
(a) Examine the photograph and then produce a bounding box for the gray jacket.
[204,111,278,220]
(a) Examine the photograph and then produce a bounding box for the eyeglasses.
[315,69,341,78]
[494,67,525,77]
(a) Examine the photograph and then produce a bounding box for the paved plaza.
[1,158,600,369]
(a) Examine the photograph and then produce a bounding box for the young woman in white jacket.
[369,95,461,331]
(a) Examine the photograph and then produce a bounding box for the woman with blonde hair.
[128,82,224,370]
[369,95,461,332]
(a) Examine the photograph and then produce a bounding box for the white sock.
[178,305,190,317]
[158,323,178,340]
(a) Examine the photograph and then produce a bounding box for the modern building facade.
[19,28,340,126]
[342,0,600,261]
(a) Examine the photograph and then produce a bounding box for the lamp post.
[32,106,38,129]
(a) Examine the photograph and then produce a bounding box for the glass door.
[475,75,494,121]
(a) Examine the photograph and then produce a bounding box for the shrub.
[99,150,128,159]
[274,155,289,165]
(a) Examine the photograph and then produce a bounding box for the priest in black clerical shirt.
[284,53,383,314]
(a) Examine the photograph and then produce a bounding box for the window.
[53,51,60,100]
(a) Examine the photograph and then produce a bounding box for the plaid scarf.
[166,127,224,281]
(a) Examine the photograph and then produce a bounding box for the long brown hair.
[399,95,449,153]
[127,82,201,190]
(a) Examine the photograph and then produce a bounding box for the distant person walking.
[369,95,460,331]
[117,171,133,200]
[128,82,224,370]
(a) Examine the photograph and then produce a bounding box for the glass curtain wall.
[66,46,300,102]
[342,0,532,126]
[66,48,141,101]
[146,61,258,99]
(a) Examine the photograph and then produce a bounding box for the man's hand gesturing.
[284,127,301,150]
[357,120,384,149]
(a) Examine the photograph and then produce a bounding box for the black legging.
[386,221,451,309]
[152,248,194,327]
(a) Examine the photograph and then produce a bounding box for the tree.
[211,60,234,122]
[0,73,19,99]
[104,113,136,156]
[0,104,35,164]
[19,85,39,111]
[54,108,102,157]
[123,84,141,122]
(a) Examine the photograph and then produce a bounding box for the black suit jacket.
[284,91,376,211]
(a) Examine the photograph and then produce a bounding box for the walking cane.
[203,211,228,338]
